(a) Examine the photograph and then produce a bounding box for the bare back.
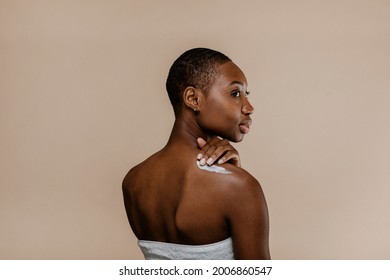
[123,147,233,245]
[123,144,270,259]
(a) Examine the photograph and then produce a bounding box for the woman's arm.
[197,137,269,259]
[226,174,270,259]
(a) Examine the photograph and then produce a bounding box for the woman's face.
[197,61,254,142]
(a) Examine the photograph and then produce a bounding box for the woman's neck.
[166,116,213,150]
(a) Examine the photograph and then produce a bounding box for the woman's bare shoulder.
[122,151,164,190]
[193,162,262,199]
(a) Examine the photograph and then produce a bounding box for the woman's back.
[123,143,270,259]
[123,145,236,245]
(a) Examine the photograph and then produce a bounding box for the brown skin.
[122,61,270,259]
[197,137,241,167]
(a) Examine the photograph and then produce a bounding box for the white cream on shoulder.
[196,160,233,175]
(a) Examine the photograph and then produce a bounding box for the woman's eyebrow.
[228,81,248,90]
[228,81,244,86]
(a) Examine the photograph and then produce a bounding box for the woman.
[122,48,270,259]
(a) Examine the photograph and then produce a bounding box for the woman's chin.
[228,134,245,143]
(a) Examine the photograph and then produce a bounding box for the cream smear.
[196,160,233,175]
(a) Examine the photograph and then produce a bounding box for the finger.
[196,138,207,160]
[203,136,222,148]
[201,144,218,165]
[217,151,241,167]
[206,144,231,165]
[197,138,207,148]
[197,137,221,162]
[197,137,218,153]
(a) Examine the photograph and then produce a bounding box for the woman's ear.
[183,86,202,111]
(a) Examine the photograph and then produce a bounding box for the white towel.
[138,237,234,260]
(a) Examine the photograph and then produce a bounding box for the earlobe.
[183,86,201,111]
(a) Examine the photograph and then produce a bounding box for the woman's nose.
[242,99,254,115]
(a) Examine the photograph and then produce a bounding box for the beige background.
[1,0,389,259]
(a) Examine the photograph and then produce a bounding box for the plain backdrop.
[1,0,389,259]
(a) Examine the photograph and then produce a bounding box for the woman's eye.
[231,91,240,98]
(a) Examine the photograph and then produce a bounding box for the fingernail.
[200,158,206,165]
[218,159,223,164]
[197,153,203,160]
[207,158,213,165]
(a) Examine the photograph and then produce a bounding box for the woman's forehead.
[214,61,248,86]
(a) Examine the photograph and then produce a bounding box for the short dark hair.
[166,48,231,116]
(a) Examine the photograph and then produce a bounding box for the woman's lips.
[239,124,250,134]
[239,119,252,134]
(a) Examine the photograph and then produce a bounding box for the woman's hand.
[196,137,241,167]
